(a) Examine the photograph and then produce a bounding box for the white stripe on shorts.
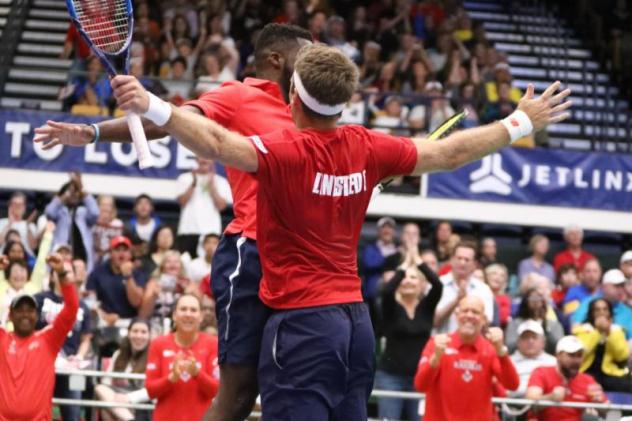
[224,237,247,341]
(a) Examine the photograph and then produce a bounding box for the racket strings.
[73,0,129,53]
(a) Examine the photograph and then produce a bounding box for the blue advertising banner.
[427,147,632,212]
[0,109,215,179]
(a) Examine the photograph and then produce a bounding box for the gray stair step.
[25,19,68,31]
[572,110,629,124]
[1,97,63,111]
[0,0,10,5]
[513,79,619,96]
[507,55,600,71]
[570,97,629,109]
[547,137,592,151]
[30,9,69,19]
[469,11,561,25]
[17,42,63,55]
[483,21,573,35]
[14,55,71,68]
[9,67,68,83]
[4,82,60,97]
[463,1,502,11]
[509,66,609,83]
[496,42,591,58]
[547,123,628,138]
[32,0,68,9]
[0,6,9,16]
[0,17,6,26]
[22,30,66,42]
[485,31,582,47]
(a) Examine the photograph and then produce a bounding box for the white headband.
[292,71,345,116]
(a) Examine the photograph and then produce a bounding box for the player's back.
[253,124,417,309]
[185,78,293,240]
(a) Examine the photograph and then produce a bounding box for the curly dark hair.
[586,298,613,326]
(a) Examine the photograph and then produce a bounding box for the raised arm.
[114,76,258,172]
[410,82,571,175]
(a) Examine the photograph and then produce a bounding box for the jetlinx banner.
[427,147,632,212]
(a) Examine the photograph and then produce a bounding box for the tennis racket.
[377,109,469,192]
[66,0,154,169]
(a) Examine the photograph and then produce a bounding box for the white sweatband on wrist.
[500,110,533,144]
[144,93,172,126]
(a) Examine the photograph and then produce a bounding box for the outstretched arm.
[410,82,571,175]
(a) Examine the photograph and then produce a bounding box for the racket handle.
[126,112,154,169]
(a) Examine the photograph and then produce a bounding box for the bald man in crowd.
[415,296,519,420]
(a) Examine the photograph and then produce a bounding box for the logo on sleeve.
[249,135,268,154]
[312,170,367,197]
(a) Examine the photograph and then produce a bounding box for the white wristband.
[144,93,172,126]
[500,110,533,144]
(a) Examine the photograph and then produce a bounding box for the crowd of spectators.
[2,162,632,419]
[59,0,529,148]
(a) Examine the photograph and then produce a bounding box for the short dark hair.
[452,240,478,257]
[5,259,29,280]
[203,233,220,243]
[135,193,153,205]
[254,23,312,68]
[171,56,187,69]
[586,298,613,326]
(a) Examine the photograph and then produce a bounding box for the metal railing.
[53,368,632,414]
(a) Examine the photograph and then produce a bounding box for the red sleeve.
[184,82,243,126]
[145,338,174,399]
[492,355,520,391]
[527,367,547,390]
[368,129,417,180]
[250,129,303,181]
[45,283,79,350]
[414,337,440,392]
[196,336,219,399]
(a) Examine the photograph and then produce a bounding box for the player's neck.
[295,113,337,131]
[175,330,198,347]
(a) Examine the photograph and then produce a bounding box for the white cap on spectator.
[365,41,381,51]
[603,268,626,285]
[620,250,632,264]
[424,81,443,92]
[494,62,511,73]
[377,217,396,228]
[517,319,544,336]
[556,335,584,354]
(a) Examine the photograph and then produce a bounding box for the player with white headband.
[64,44,572,419]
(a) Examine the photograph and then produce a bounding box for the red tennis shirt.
[185,78,293,240]
[250,125,417,309]
[0,283,79,421]
[414,332,520,421]
[527,365,607,421]
[145,332,219,421]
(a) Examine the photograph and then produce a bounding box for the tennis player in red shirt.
[414,295,519,420]
[35,23,312,421]
[526,335,607,421]
[54,42,569,418]
[0,253,79,421]
[145,293,219,421]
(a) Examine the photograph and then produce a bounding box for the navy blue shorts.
[258,302,376,421]
[211,233,270,365]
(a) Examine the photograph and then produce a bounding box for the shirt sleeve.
[527,367,547,390]
[183,82,242,125]
[196,337,219,399]
[367,129,418,180]
[145,339,174,399]
[492,354,520,391]
[250,130,303,183]
[414,337,440,392]
[175,173,193,198]
[44,283,79,351]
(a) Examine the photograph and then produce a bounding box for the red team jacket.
[0,283,79,421]
[145,333,219,421]
[414,332,519,421]
[185,77,295,241]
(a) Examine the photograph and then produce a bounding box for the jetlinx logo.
[469,154,512,196]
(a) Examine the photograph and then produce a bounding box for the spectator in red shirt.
[553,225,596,273]
[414,295,519,420]
[145,293,219,421]
[0,253,79,420]
[526,335,608,421]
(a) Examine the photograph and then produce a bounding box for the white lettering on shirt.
[312,170,367,197]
